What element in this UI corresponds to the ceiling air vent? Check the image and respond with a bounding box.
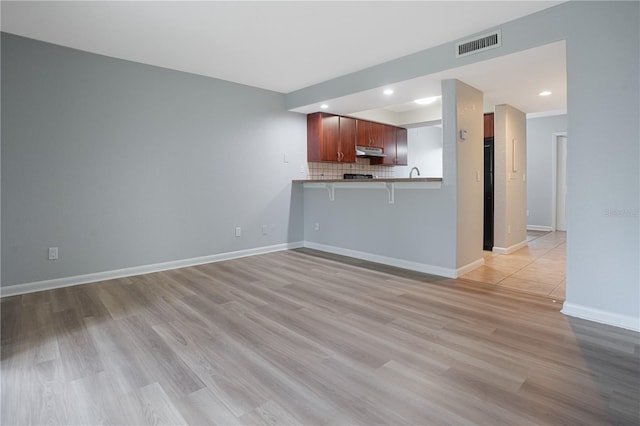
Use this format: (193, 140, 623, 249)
(456, 30, 502, 57)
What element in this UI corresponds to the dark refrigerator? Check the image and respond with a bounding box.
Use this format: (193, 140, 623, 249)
(483, 138, 494, 251)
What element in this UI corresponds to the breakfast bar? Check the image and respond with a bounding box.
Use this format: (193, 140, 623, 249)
(293, 177, 443, 203)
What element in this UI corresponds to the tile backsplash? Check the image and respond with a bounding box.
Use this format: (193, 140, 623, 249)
(307, 158, 395, 179)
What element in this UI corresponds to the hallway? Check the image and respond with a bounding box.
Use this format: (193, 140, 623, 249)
(461, 231, 566, 300)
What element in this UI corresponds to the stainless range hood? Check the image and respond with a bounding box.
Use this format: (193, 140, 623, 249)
(356, 146, 385, 157)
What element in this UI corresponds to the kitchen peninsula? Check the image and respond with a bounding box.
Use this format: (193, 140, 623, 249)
(293, 177, 442, 204)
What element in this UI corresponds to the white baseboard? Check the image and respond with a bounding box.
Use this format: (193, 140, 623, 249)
(303, 241, 457, 278)
(493, 240, 528, 255)
(0, 242, 304, 298)
(527, 225, 553, 232)
(456, 258, 485, 277)
(562, 302, 640, 332)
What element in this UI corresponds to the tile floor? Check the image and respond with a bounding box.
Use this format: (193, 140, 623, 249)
(461, 231, 566, 301)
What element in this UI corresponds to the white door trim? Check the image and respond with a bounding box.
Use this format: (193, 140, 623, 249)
(551, 132, 567, 232)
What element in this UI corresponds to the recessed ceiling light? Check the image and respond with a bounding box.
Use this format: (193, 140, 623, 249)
(539, 91, 552, 96)
(383, 89, 394, 95)
(320, 104, 329, 109)
(414, 96, 440, 105)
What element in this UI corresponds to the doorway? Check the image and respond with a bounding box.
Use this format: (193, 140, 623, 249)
(552, 133, 568, 231)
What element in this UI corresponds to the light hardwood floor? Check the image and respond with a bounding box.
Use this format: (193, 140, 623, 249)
(2, 248, 638, 425)
(462, 231, 567, 300)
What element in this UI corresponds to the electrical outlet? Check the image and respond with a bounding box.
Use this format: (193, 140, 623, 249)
(476, 171, 480, 182)
(48, 247, 59, 260)
(283, 153, 289, 163)
(314, 223, 320, 231)
(261, 225, 269, 235)
(235, 227, 242, 237)
(526, 210, 530, 217)
(299, 164, 305, 174)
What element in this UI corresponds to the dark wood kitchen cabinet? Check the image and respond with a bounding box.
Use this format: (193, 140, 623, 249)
(357, 120, 385, 148)
(308, 112, 406, 165)
(339, 116, 356, 162)
(395, 127, 408, 165)
(373, 126, 408, 166)
(379, 125, 397, 166)
(484, 113, 494, 139)
(307, 112, 356, 163)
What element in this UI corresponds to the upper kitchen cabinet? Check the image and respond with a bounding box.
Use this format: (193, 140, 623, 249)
(339, 116, 356, 162)
(395, 127, 408, 165)
(357, 120, 385, 148)
(372, 126, 408, 166)
(307, 112, 405, 165)
(307, 112, 356, 163)
(484, 113, 494, 139)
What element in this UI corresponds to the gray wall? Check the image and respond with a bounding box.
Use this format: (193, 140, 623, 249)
(303, 79, 483, 275)
(1, 33, 307, 287)
(564, 2, 638, 319)
(287, 1, 640, 323)
(302, 81, 461, 273)
(526, 114, 567, 229)
(2, 2, 638, 325)
(303, 186, 457, 271)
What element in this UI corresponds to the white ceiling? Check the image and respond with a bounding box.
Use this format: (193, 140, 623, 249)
(2, 1, 564, 95)
(292, 40, 567, 120)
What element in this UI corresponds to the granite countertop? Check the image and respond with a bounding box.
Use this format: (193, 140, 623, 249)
(293, 177, 443, 183)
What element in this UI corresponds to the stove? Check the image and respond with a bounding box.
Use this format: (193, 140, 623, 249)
(343, 173, 374, 179)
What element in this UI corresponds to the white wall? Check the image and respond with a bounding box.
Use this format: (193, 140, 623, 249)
(494, 105, 527, 252)
(447, 80, 484, 269)
(526, 114, 567, 229)
(396, 104, 443, 127)
(395, 125, 443, 179)
(1, 33, 307, 288)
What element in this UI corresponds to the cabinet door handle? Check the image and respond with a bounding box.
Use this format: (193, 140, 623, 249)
(337, 152, 340, 161)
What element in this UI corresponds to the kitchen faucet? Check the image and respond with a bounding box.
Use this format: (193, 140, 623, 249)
(410, 166, 421, 178)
